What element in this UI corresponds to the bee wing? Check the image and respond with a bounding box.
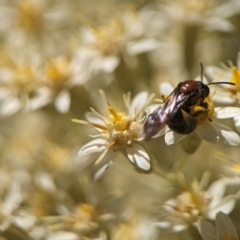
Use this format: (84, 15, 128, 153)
(143, 88, 190, 139)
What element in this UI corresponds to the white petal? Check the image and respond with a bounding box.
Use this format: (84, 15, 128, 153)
(85, 111, 106, 125)
(153, 221, 171, 229)
(215, 107, 240, 119)
(159, 82, 174, 95)
(0, 87, 11, 100)
(208, 195, 236, 219)
(172, 224, 187, 232)
(204, 18, 235, 32)
(126, 143, 150, 171)
(165, 131, 186, 145)
(91, 150, 117, 181)
(2, 182, 22, 215)
(213, 122, 240, 146)
(27, 87, 52, 111)
(48, 231, 78, 240)
(196, 122, 219, 143)
(233, 115, 240, 133)
(205, 66, 231, 82)
(207, 178, 226, 200)
(101, 55, 119, 73)
(129, 91, 149, 115)
(78, 138, 107, 156)
(212, 91, 236, 104)
(34, 171, 55, 193)
(127, 39, 159, 55)
(216, 212, 238, 240)
(0, 96, 22, 116)
(198, 220, 218, 240)
(54, 90, 71, 114)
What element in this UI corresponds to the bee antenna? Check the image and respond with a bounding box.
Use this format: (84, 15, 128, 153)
(200, 62, 204, 83)
(208, 81, 236, 86)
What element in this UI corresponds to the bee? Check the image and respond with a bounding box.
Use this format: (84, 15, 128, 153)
(143, 69, 235, 140)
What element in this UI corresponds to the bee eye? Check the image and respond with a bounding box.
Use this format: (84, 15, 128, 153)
(203, 86, 209, 98)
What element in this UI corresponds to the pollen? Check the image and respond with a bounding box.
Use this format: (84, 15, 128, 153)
(46, 57, 70, 85)
(108, 106, 130, 131)
(230, 66, 240, 93)
(230, 66, 240, 85)
(189, 96, 215, 123)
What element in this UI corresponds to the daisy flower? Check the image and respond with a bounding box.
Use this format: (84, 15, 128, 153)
(0, 0, 74, 49)
(206, 52, 240, 133)
(44, 189, 127, 240)
(143, 0, 238, 32)
(205, 52, 240, 104)
(199, 211, 239, 240)
(70, 10, 160, 87)
(0, 48, 51, 116)
(154, 173, 240, 233)
(146, 81, 240, 146)
(72, 90, 154, 180)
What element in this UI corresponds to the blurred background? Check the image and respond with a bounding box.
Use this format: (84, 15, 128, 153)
(0, 0, 240, 239)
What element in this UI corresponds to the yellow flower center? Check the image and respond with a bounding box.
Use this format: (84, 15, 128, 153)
(9, 65, 37, 93)
(91, 19, 123, 55)
(46, 57, 70, 85)
(107, 106, 130, 131)
(17, 1, 43, 33)
(230, 66, 240, 85)
(170, 190, 206, 224)
(230, 66, 240, 93)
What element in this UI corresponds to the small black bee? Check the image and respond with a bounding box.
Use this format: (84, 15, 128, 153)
(143, 66, 235, 139)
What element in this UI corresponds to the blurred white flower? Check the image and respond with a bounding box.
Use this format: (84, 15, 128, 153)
(45, 191, 127, 239)
(73, 91, 154, 180)
(143, 0, 238, 32)
(113, 214, 159, 240)
(0, 49, 51, 116)
(0, 0, 74, 48)
(154, 174, 240, 232)
(198, 211, 239, 240)
(71, 11, 160, 87)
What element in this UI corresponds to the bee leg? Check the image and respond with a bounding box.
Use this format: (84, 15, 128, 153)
(189, 105, 208, 123)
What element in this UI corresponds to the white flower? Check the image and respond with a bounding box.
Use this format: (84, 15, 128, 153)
(154, 174, 240, 233)
(0, 0, 74, 48)
(70, 11, 160, 87)
(205, 52, 240, 104)
(205, 52, 240, 133)
(73, 91, 154, 180)
(143, 0, 238, 32)
(0, 49, 52, 117)
(198, 212, 239, 240)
